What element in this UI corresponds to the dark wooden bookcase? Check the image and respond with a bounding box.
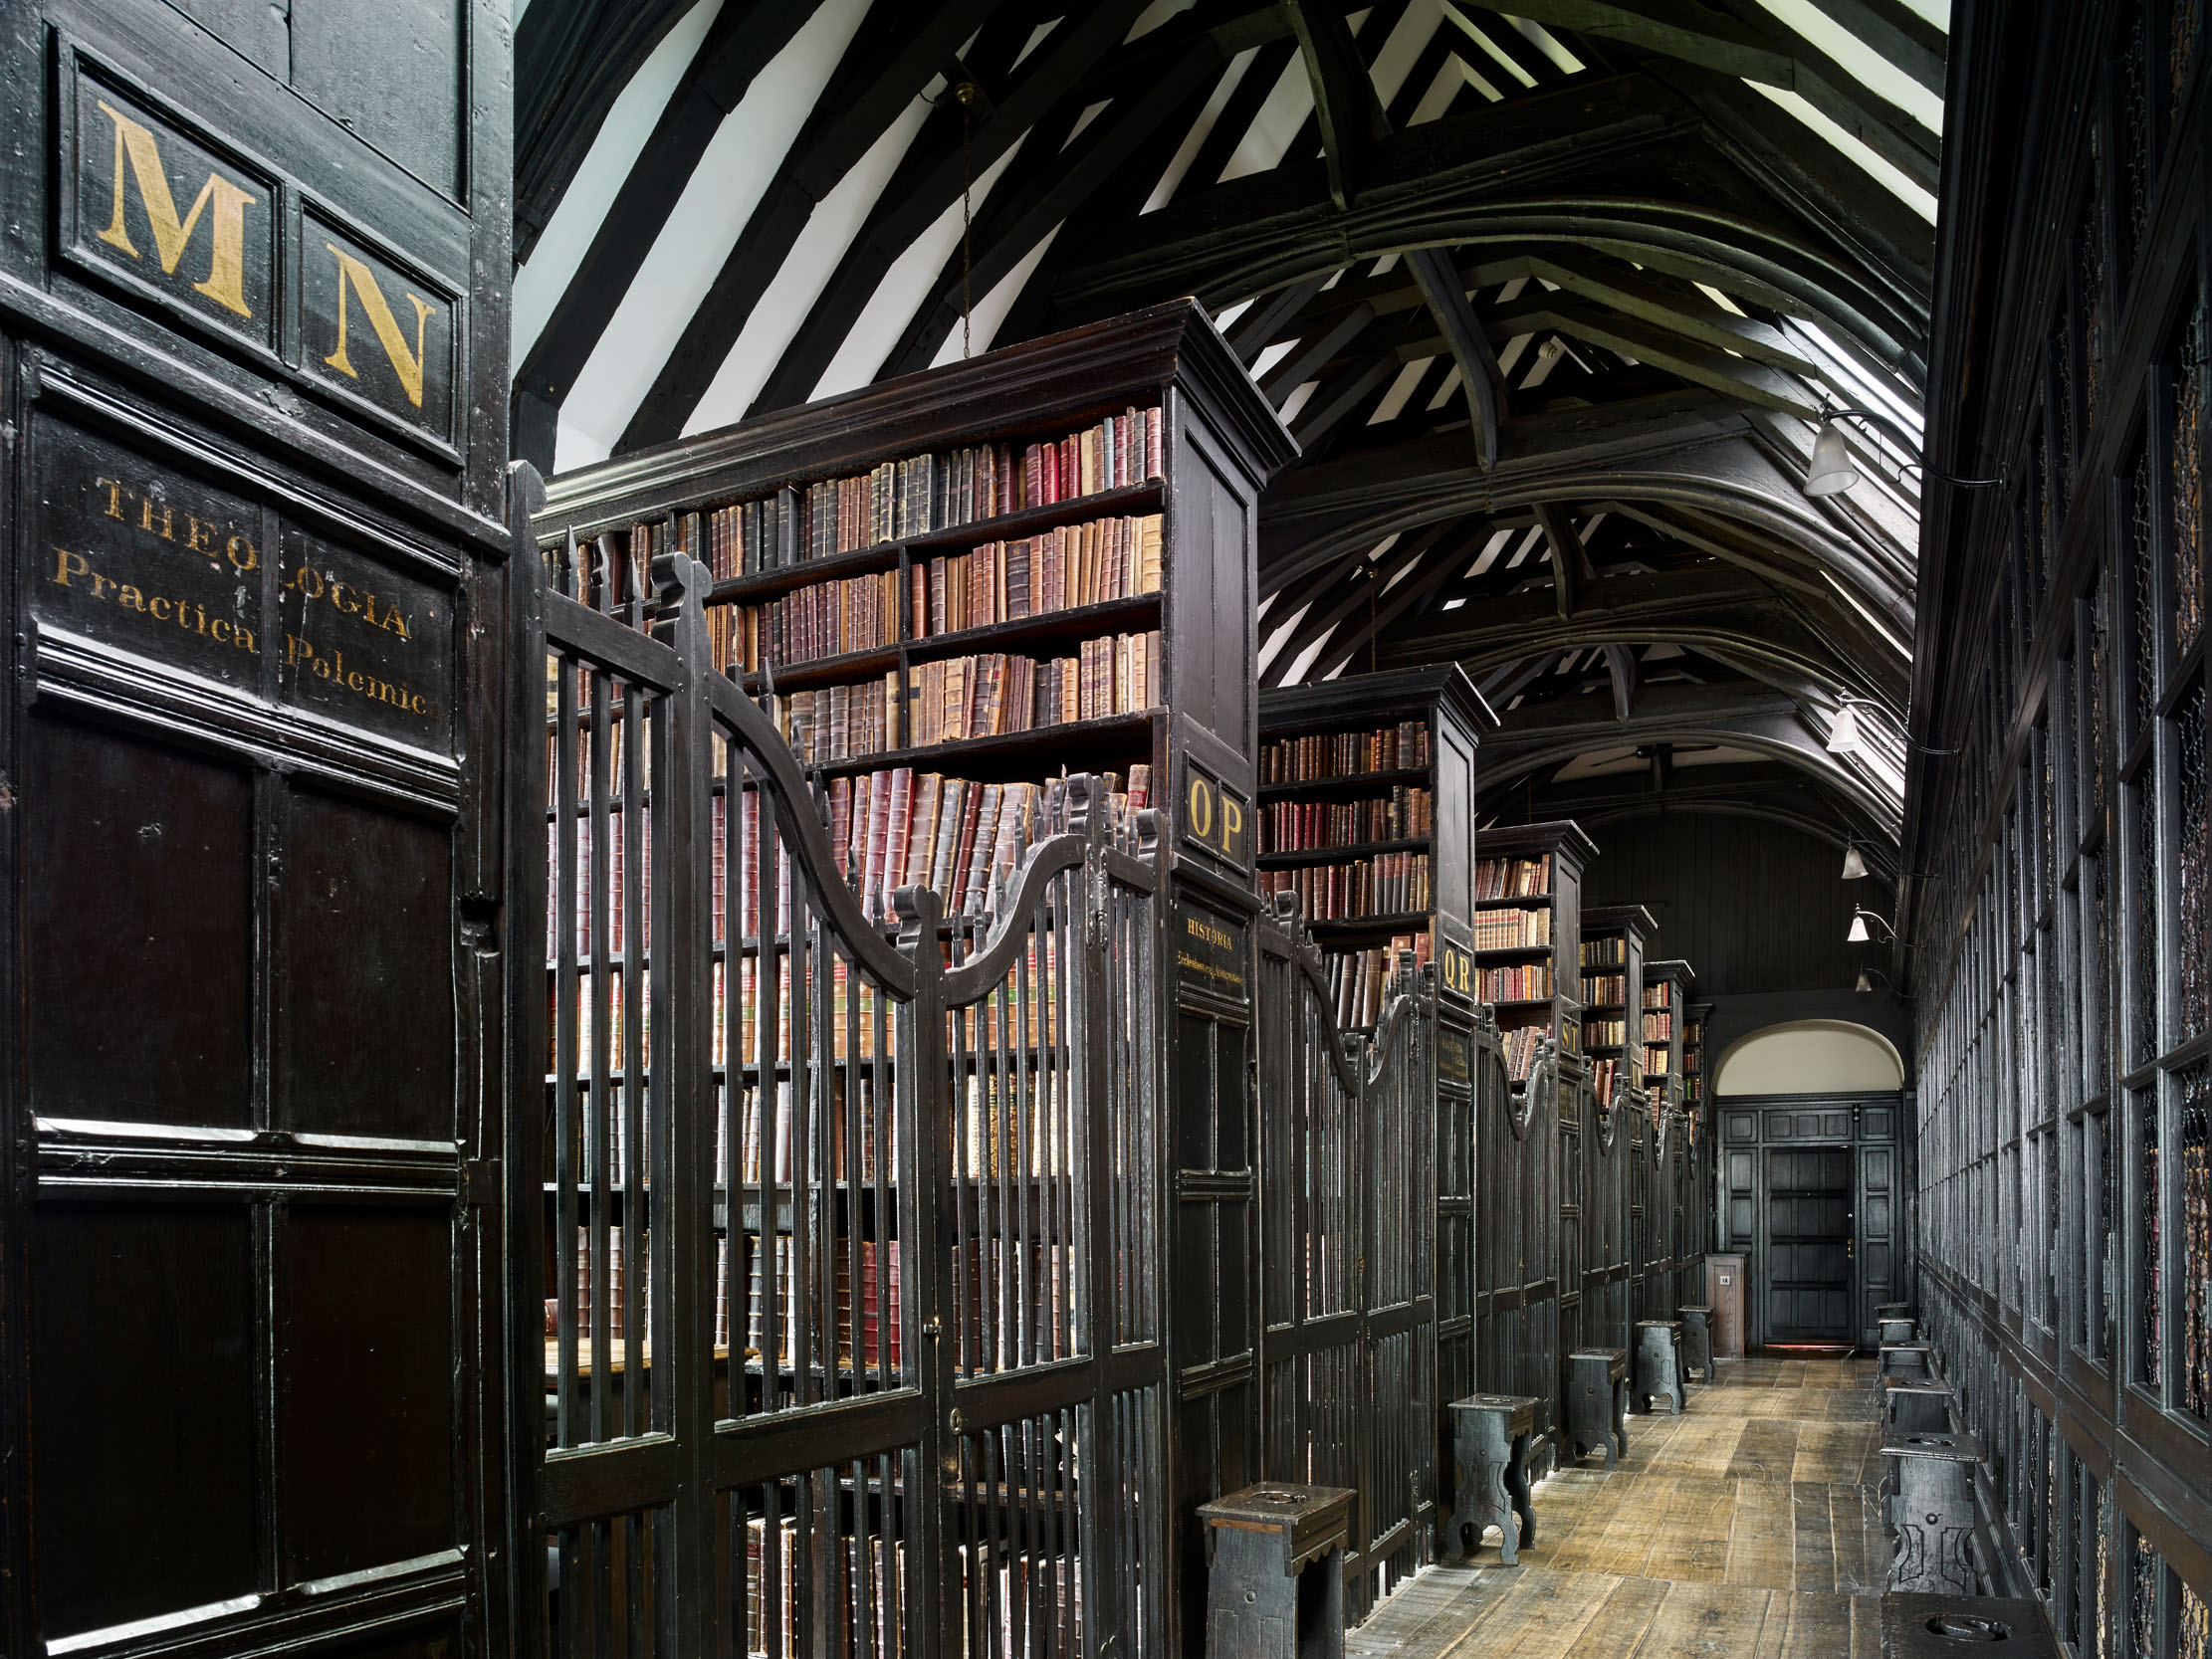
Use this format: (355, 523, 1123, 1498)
(528, 299, 1294, 1653)
(1474, 819, 1597, 1080)
(1255, 665, 1494, 1023)
(1640, 959, 1697, 1321)
(1573, 905, 1654, 1377)
(1471, 818, 1595, 1474)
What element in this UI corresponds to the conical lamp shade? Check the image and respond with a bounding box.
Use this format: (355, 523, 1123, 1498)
(1805, 420, 1860, 496)
(1827, 703, 1862, 754)
(1842, 844, 1869, 880)
(1847, 913, 1871, 943)
(1855, 968, 1874, 992)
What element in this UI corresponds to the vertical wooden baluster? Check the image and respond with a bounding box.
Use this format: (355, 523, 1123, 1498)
(588, 651, 613, 1442)
(555, 647, 581, 1445)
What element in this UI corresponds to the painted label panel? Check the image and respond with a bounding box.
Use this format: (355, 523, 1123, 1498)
(1176, 902, 1248, 1004)
(1180, 755, 1250, 873)
(301, 215, 457, 443)
(277, 525, 452, 750)
(69, 69, 278, 352)
(33, 417, 266, 689)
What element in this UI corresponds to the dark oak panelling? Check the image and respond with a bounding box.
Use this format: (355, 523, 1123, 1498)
(1581, 811, 1877, 996)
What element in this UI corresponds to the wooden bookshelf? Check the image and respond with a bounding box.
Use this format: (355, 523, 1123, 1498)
(1641, 959, 1696, 1112)
(1683, 1001, 1710, 1113)
(531, 300, 1294, 1652)
(1473, 820, 1598, 1084)
(1256, 666, 1495, 1027)
(1578, 906, 1656, 1111)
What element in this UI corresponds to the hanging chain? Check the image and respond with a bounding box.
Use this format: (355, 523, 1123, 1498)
(958, 81, 977, 359)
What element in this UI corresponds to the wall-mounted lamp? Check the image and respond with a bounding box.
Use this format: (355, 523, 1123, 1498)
(1854, 966, 1895, 993)
(1846, 906, 1895, 944)
(1841, 841, 1870, 880)
(1826, 695, 1960, 758)
(1802, 404, 2007, 499)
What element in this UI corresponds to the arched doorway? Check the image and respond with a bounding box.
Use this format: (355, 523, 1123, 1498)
(1713, 1022, 1904, 1351)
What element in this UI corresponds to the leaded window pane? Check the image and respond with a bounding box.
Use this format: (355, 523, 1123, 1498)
(2141, 1085, 2164, 1392)
(2182, 1060, 2211, 1418)
(2179, 676, 2208, 1044)
(2175, 296, 2205, 657)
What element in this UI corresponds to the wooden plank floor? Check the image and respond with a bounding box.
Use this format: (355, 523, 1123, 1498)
(1351, 1356, 1887, 1659)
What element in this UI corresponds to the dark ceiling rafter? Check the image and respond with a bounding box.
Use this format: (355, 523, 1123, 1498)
(509, 0, 1940, 840)
(513, 0, 998, 470)
(607, 0, 1037, 455)
(1463, 0, 1938, 189)
(1474, 685, 1902, 830)
(1285, 0, 1509, 464)
(512, 0, 699, 262)
(735, 0, 1167, 425)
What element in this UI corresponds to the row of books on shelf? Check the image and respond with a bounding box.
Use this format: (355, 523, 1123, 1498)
(713, 515, 1166, 675)
(1584, 973, 1628, 1004)
(740, 1522, 1076, 1659)
(1258, 852, 1432, 921)
(1590, 1057, 1624, 1108)
(1324, 934, 1432, 1028)
(1477, 964, 1553, 1002)
(1644, 1011, 1673, 1041)
(1475, 855, 1552, 900)
(1260, 786, 1433, 852)
(1472, 906, 1552, 950)
(693, 404, 1166, 577)
(1644, 1044, 1670, 1077)
(909, 518, 1162, 637)
(816, 768, 1150, 920)
(1260, 721, 1433, 783)
(1580, 938, 1627, 967)
(1584, 1019, 1629, 1048)
(1643, 983, 1673, 1009)
(730, 569, 898, 668)
(717, 1234, 905, 1369)
(745, 1522, 906, 1659)
(1502, 1026, 1545, 1082)
(770, 632, 1161, 763)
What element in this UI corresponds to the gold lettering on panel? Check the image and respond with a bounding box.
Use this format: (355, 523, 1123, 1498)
(95, 101, 257, 317)
(321, 244, 437, 408)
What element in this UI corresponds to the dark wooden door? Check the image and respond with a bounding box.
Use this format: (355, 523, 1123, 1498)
(1, 3, 516, 1654)
(1762, 1145, 1856, 1342)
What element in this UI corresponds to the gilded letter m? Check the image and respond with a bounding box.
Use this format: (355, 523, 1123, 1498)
(96, 101, 257, 318)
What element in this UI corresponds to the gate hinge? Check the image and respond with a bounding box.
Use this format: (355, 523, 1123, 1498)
(459, 1158, 497, 1207)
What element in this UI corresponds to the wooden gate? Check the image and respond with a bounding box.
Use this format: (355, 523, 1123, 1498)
(1255, 903, 1442, 1620)
(1476, 1040, 1563, 1466)
(515, 541, 1168, 1656)
(1584, 1085, 1635, 1361)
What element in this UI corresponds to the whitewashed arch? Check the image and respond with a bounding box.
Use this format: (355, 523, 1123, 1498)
(1714, 1019, 1903, 1096)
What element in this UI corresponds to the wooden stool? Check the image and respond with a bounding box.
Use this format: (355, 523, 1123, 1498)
(1565, 1348, 1630, 1469)
(1199, 1484, 1356, 1659)
(1882, 1378, 1954, 1437)
(1874, 1301, 1912, 1322)
(1676, 1305, 1714, 1381)
(1883, 1433, 1983, 1595)
(1440, 1393, 1539, 1564)
(1880, 1342, 1932, 1382)
(1634, 1320, 1686, 1414)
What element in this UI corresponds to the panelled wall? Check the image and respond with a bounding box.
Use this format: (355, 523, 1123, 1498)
(1582, 813, 1877, 996)
(1908, 0, 2212, 1648)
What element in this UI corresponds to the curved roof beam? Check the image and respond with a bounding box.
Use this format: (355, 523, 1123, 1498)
(1261, 401, 1916, 642)
(1052, 72, 1929, 375)
(1474, 686, 1903, 832)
